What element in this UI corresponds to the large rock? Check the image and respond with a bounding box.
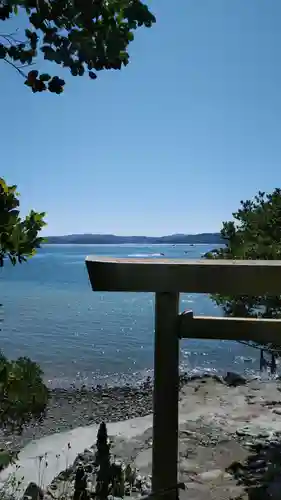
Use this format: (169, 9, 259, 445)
(23, 482, 44, 500)
(198, 469, 224, 482)
(224, 372, 247, 387)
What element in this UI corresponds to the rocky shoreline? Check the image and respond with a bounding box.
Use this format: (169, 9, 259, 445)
(0, 372, 219, 453)
(7, 372, 281, 500)
(0, 380, 154, 453)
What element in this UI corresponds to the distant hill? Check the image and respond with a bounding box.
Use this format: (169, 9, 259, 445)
(46, 233, 223, 245)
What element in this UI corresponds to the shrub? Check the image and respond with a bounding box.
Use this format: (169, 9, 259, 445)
(0, 353, 49, 431)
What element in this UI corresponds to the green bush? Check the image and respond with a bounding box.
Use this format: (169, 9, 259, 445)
(0, 179, 48, 432)
(0, 449, 17, 472)
(0, 353, 49, 431)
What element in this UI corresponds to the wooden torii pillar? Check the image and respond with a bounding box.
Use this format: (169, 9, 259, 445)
(152, 292, 179, 497)
(86, 257, 182, 499)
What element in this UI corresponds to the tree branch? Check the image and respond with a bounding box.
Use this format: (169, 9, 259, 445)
(3, 58, 26, 77)
(0, 32, 25, 45)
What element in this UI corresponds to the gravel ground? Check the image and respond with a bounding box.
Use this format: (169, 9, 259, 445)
(0, 373, 195, 453)
(0, 383, 153, 453)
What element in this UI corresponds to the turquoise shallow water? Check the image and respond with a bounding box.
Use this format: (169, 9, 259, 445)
(0, 244, 259, 387)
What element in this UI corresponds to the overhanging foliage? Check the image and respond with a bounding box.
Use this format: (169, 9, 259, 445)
(0, 0, 156, 93)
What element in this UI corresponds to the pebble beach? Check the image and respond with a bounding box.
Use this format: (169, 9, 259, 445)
(3, 374, 281, 500)
(0, 382, 154, 453)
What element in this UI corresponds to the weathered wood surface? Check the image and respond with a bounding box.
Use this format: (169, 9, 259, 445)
(152, 293, 179, 500)
(179, 312, 281, 344)
(86, 257, 281, 294)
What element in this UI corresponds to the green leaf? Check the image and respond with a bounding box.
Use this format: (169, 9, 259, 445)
(89, 71, 97, 80)
(0, 44, 7, 59)
(27, 70, 39, 80)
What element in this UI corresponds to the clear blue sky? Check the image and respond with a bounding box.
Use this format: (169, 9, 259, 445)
(2, 0, 281, 236)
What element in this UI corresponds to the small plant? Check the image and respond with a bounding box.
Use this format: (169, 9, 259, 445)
(95, 422, 111, 500)
(111, 461, 125, 498)
(94, 422, 133, 499)
(125, 464, 136, 493)
(37, 453, 49, 490)
(74, 465, 88, 500)
(0, 466, 24, 500)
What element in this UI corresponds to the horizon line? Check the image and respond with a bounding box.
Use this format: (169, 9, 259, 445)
(45, 231, 221, 238)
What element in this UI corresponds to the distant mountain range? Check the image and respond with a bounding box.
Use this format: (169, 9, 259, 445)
(46, 233, 223, 245)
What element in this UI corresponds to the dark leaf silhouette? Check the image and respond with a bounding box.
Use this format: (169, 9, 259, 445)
(0, 0, 156, 93)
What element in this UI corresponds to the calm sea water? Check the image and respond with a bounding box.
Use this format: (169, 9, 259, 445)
(0, 244, 260, 387)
